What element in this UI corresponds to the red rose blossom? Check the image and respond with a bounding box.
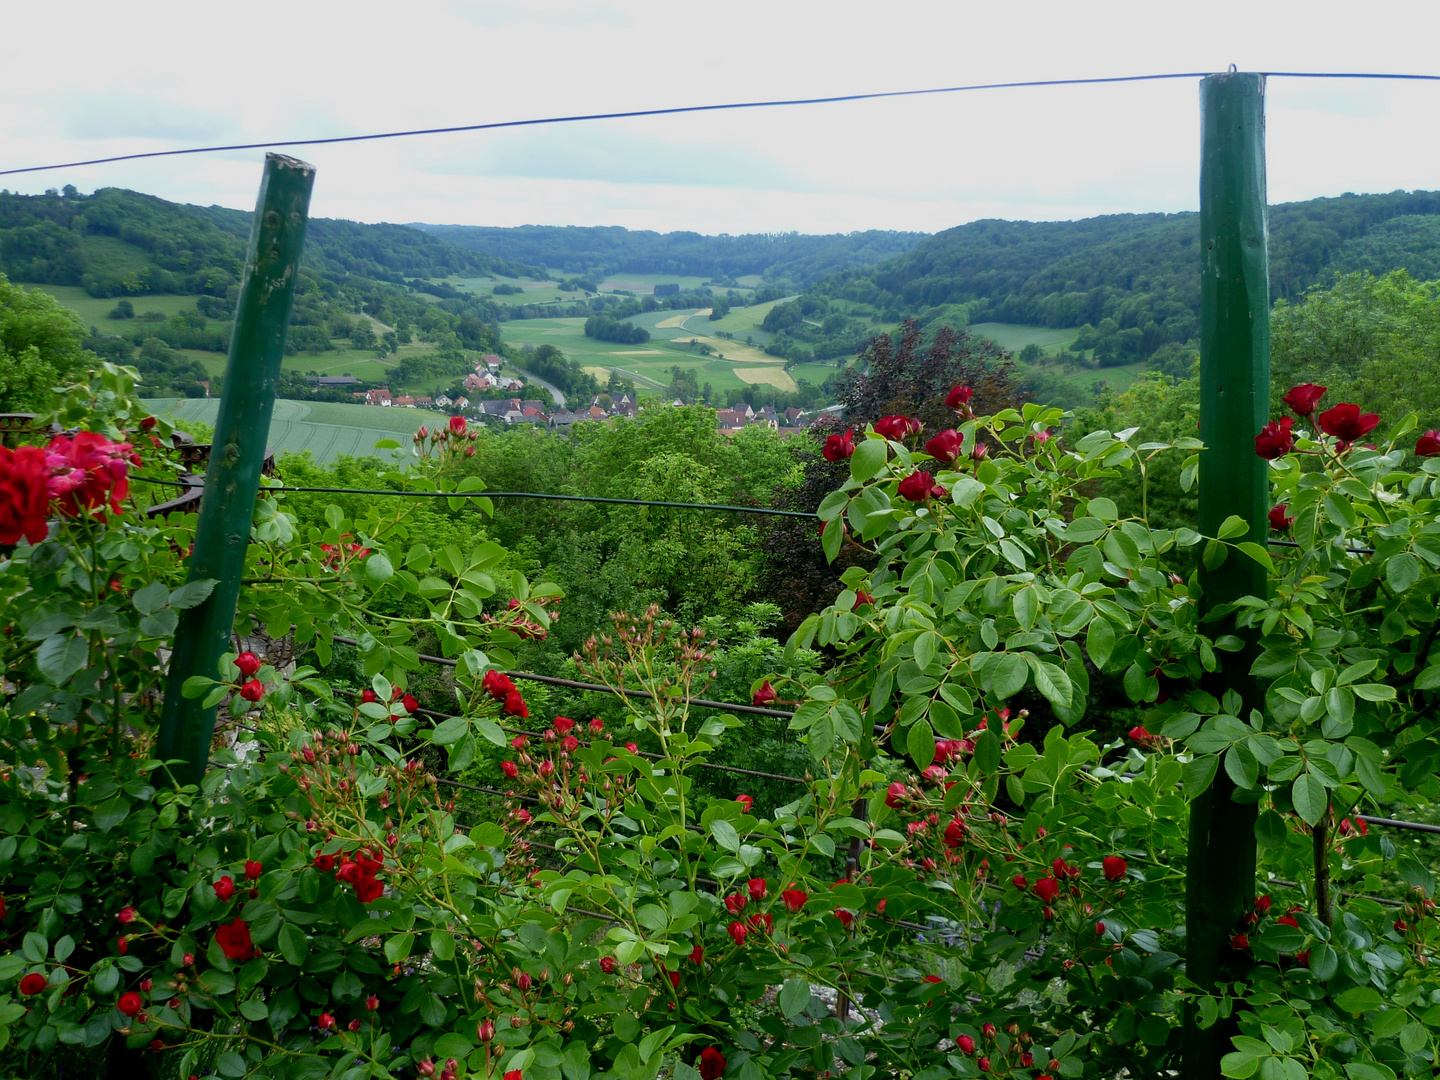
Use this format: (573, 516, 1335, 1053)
(874, 415, 920, 441)
(752, 681, 777, 706)
(822, 428, 856, 462)
(834, 909, 854, 928)
(699, 1047, 727, 1080)
(781, 888, 807, 912)
(946, 385, 974, 409)
(503, 691, 529, 718)
(19, 973, 48, 995)
(1255, 417, 1295, 459)
(117, 905, 138, 924)
(238, 680, 264, 703)
(1102, 856, 1127, 882)
(727, 921, 749, 946)
(924, 429, 964, 464)
(233, 652, 262, 677)
(1317, 402, 1380, 444)
(117, 991, 143, 1017)
(213, 876, 235, 901)
(1281, 383, 1326, 417)
(747, 878, 768, 902)
(1415, 430, 1440, 457)
(0, 445, 53, 545)
(736, 794, 753, 812)
(897, 470, 938, 502)
(1231, 933, 1250, 950)
(43, 431, 139, 520)
(1032, 877, 1060, 903)
(1268, 504, 1294, 531)
(448, 415, 466, 436)
(884, 782, 907, 808)
(215, 918, 254, 961)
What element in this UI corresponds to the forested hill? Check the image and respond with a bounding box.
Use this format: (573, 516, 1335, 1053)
(0, 187, 536, 298)
(410, 223, 927, 286)
(781, 189, 1440, 363)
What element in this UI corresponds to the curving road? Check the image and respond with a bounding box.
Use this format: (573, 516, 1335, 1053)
(505, 366, 565, 408)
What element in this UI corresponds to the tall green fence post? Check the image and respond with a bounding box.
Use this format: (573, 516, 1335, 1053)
(1182, 72, 1270, 1079)
(156, 153, 315, 786)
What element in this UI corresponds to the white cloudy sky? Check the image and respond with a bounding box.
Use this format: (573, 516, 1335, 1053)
(4, 0, 1439, 235)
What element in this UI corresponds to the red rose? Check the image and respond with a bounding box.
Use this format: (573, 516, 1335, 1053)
(504, 1072, 523, 1080)
(233, 652, 262, 677)
(588, 717, 604, 734)
(822, 428, 856, 462)
(215, 918, 254, 961)
(1254, 417, 1295, 459)
(355, 876, 384, 904)
(1317, 402, 1380, 444)
(501, 761, 519, 779)
(874, 415, 920, 441)
(19, 973, 48, 995)
(554, 716, 574, 734)
(1277, 915, 1299, 929)
(514, 808, 532, 825)
(897, 470, 937, 502)
(600, 957, 616, 974)
(213, 875, 235, 901)
(238, 680, 264, 703)
(0, 895, 5, 919)
(624, 742, 638, 753)
(483, 670, 516, 700)
(1033, 877, 1060, 903)
(117, 991, 143, 1017)
(1268, 504, 1294, 531)
(747, 878, 768, 902)
(561, 735, 578, 753)
(981, 1022, 996, 1037)
(1281, 383, 1326, 416)
(43, 432, 139, 520)
(0, 446, 53, 545)
(943, 817, 966, 848)
(736, 794, 753, 813)
(699, 1047, 727, 1080)
(957, 1035, 976, 1054)
(361, 689, 378, 704)
(978, 1059, 991, 1073)
(1011, 875, 1028, 891)
(1415, 430, 1440, 457)
(402, 694, 419, 714)
(503, 691, 529, 718)
(318, 1011, 335, 1029)
(244, 861, 262, 881)
(946, 385, 973, 409)
(724, 893, 748, 915)
(448, 415, 467, 436)
(1231, 933, 1250, 950)
(1255, 894, 1272, 915)
(117, 905, 138, 924)
(690, 943, 704, 965)
(884, 782, 907, 808)
(834, 909, 854, 928)
(314, 853, 336, 872)
(727, 921, 748, 945)
(970, 442, 989, 462)
(923, 974, 942, 984)
(752, 681, 777, 706)
(662, 967, 681, 990)
(924, 429, 964, 464)
(1128, 726, 1152, 743)
(781, 888, 807, 912)
(1102, 856, 1127, 882)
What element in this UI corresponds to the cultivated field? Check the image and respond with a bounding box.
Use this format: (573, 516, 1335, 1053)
(968, 322, 1082, 355)
(499, 310, 798, 395)
(141, 398, 446, 464)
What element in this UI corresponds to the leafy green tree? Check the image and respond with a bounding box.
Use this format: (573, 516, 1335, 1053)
(0, 274, 93, 413)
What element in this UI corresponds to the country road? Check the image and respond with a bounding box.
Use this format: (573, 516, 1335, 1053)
(507, 366, 565, 407)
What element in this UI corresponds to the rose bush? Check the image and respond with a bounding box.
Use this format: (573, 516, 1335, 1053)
(2, 364, 1437, 1080)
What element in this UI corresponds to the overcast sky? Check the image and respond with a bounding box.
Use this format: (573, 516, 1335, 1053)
(5, 0, 1440, 235)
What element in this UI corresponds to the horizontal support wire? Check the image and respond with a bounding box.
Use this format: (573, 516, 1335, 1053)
(137, 475, 1383, 549)
(8, 70, 1439, 178)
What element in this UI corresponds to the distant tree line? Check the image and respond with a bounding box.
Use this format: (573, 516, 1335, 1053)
(583, 315, 650, 344)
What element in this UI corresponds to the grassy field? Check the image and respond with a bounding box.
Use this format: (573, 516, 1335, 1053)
(969, 322, 1082, 355)
(21, 284, 221, 330)
(142, 398, 447, 464)
(697, 297, 791, 343)
(499, 311, 798, 395)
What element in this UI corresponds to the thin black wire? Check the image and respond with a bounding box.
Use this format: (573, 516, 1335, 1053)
(0, 72, 1218, 178)
(7, 70, 1440, 179)
(134, 475, 814, 520)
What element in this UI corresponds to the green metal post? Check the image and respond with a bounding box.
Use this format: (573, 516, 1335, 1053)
(156, 153, 315, 786)
(1183, 73, 1269, 1079)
